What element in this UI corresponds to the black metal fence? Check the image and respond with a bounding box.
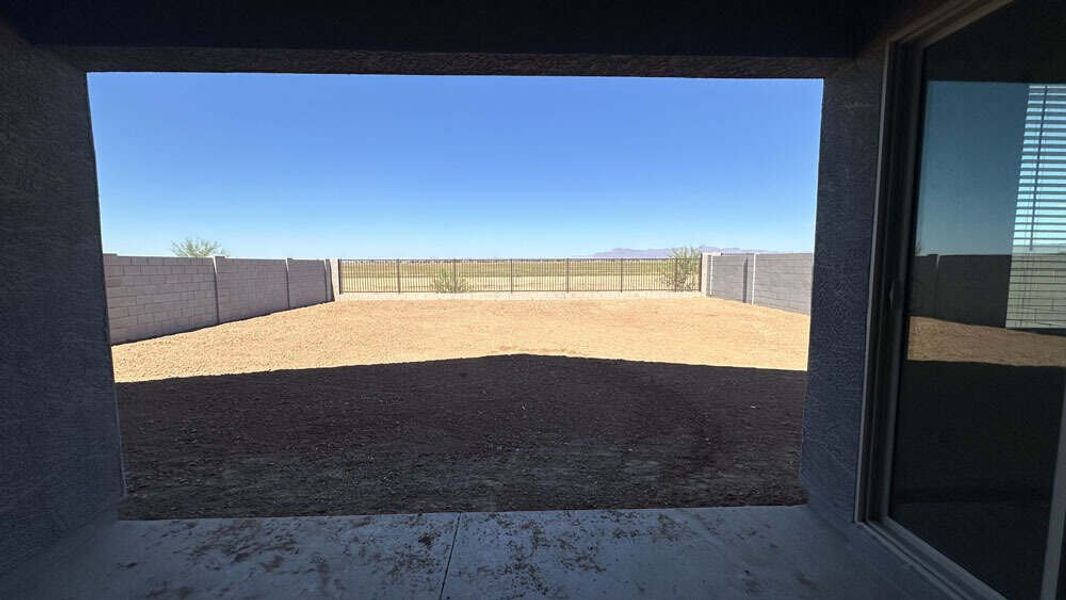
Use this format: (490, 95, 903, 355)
(338, 258, 702, 294)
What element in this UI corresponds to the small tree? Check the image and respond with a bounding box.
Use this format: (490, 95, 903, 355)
(660, 246, 701, 291)
(171, 237, 226, 258)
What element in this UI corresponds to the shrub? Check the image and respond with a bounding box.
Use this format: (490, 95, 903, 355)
(660, 246, 701, 291)
(433, 267, 469, 293)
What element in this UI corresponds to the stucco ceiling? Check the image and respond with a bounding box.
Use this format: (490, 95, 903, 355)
(1, 0, 920, 58)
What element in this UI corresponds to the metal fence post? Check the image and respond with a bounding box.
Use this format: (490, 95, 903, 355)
(395, 259, 401, 293)
(619, 259, 624, 292)
(565, 258, 570, 292)
(510, 259, 514, 293)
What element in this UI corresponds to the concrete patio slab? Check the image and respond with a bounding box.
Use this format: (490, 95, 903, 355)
(4, 513, 459, 600)
(3, 506, 910, 599)
(442, 505, 904, 600)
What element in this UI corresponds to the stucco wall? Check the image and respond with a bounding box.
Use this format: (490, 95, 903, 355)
(751, 253, 813, 314)
(801, 42, 885, 524)
(104, 255, 218, 343)
(0, 21, 124, 577)
(797, 42, 953, 600)
(709, 254, 752, 302)
(287, 258, 330, 308)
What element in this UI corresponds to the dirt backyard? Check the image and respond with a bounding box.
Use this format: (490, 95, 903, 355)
(113, 297, 810, 381)
(112, 298, 811, 519)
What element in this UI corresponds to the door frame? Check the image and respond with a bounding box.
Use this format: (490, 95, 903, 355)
(855, 0, 1027, 598)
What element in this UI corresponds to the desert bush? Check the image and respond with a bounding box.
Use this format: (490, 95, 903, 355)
(433, 267, 469, 293)
(660, 247, 701, 291)
(171, 237, 226, 257)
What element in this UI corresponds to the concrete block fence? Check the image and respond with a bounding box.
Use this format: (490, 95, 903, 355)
(214, 257, 290, 323)
(103, 254, 334, 344)
(102, 250, 807, 344)
(701, 252, 813, 314)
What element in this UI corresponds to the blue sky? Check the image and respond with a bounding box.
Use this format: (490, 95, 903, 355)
(88, 74, 822, 258)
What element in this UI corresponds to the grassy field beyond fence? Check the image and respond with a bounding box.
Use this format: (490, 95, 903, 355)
(338, 257, 701, 294)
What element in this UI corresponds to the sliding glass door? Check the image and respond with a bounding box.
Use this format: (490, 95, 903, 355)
(872, 1, 1066, 598)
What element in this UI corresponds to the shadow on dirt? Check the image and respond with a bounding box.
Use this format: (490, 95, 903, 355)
(117, 354, 807, 519)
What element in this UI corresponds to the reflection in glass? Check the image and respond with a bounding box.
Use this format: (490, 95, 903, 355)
(1008, 84, 1066, 331)
(888, 3, 1066, 599)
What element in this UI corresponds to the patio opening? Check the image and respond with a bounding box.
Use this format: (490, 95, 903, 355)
(90, 73, 823, 520)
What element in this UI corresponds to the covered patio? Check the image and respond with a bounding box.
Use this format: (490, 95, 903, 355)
(6, 0, 1058, 598)
(8, 506, 904, 599)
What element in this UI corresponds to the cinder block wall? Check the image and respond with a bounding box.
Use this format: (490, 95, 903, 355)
(909, 254, 1012, 327)
(751, 253, 813, 314)
(287, 258, 330, 307)
(104, 255, 218, 343)
(215, 257, 290, 322)
(103, 255, 334, 343)
(705, 252, 813, 315)
(0, 21, 124, 577)
(709, 254, 753, 302)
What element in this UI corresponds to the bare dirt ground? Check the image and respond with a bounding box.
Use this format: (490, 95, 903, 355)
(908, 316, 1066, 367)
(113, 298, 810, 382)
(118, 356, 806, 519)
(112, 298, 811, 519)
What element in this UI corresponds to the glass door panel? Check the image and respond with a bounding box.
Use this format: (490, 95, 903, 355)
(888, 2, 1066, 598)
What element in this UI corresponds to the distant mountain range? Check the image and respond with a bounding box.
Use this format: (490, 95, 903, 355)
(586, 246, 763, 258)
